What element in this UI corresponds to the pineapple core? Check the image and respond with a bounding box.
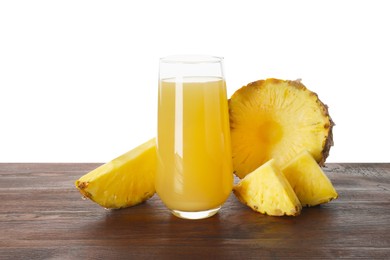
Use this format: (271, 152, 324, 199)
(258, 120, 283, 146)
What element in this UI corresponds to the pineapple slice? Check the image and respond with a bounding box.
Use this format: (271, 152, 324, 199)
(282, 150, 338, 207)
(75, 138, 156, 209)
(229, 78, 334, 179)
(233, 159, 302, 216)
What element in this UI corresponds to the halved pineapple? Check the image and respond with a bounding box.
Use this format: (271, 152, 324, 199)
(229, 78, 334, 179)
(233, 159, 302, 216)
(75, 138, 156, 209)
(282, 150, 338, 207)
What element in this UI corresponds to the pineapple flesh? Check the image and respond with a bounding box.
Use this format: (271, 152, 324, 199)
(282, 150, 338, 207)
(75, 138, 157, 209)
(229, 78, 334, 179)
(233, 159, 302, 216)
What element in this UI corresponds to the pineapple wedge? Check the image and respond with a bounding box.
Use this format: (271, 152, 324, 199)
(75, 138, 157, 209)
(282, 150, 338, 207)
(229, 78, 334, 179)
(233, 159, 302, 216)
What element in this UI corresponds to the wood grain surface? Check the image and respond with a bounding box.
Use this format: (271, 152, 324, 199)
(0, 163, 389, 259)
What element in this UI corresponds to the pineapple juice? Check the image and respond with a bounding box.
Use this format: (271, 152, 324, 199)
(156, 76, 233, 212)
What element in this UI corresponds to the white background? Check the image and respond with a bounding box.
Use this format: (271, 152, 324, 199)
(0, 0, 389, 163)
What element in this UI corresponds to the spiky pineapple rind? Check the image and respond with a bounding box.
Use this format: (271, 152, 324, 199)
(233, 189, 301, 216)
(75, 180, 92, 199)
(75, 179, 154, 209)
(302, 196, 338, 207)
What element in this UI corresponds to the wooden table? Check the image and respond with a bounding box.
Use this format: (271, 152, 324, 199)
(0, 163, 389, 259)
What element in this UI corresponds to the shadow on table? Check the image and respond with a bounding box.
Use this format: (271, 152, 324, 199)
(71, 194, 339, 258)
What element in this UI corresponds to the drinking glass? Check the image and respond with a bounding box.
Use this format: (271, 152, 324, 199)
(156, 55, 233, 220)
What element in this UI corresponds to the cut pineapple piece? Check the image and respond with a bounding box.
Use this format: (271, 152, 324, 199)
(282, 150, 338, 207)
(233, 159, 302, 216)
(75, 138, 156, 209)
(229, 78, 334, 179)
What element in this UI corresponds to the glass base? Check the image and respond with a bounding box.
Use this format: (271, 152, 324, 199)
(171, 207, 221, 220)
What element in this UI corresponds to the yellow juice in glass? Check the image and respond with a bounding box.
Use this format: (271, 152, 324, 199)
(156, 76, 233, 213)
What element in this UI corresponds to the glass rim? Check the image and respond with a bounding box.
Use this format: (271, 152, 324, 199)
(160, 55, 223, 64)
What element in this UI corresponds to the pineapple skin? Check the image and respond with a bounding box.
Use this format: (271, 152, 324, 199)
(282, 150, 338, 207)
(75, 138, 157, 209)
(229, 78, 334, 179)
(233, 160, 302, 216)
